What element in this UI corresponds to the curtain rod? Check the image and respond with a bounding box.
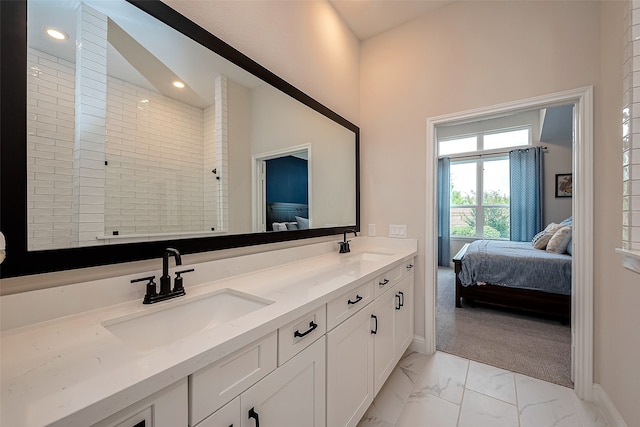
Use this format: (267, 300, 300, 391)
(440, 145, 548, 161)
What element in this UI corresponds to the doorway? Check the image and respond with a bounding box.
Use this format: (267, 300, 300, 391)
(252, 145, 312, 232)
(424, 87, 594, 399)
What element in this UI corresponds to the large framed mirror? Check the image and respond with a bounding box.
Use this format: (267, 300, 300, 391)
(0, 0, 359, 278)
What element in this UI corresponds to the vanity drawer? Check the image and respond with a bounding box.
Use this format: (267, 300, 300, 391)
(278, 305, 326, 366)
(189, 332, 277, 426)
(327, 280, 374, 330)
(374, 266, 402, 297)
(402, 258, 415, 277)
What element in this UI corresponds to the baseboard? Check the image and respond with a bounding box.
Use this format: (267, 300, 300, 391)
(409, 335, 427, 354)
(593, 384, 628, 427)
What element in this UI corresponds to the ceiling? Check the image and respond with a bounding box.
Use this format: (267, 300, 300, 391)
(329, 0, 454, 40)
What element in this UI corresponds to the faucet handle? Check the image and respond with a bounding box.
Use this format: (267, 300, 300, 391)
(173, 268, 194, 293)
(131, 275, 158, 304)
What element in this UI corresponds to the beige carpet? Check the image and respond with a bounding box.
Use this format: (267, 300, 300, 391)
(436, 267, 573, 387)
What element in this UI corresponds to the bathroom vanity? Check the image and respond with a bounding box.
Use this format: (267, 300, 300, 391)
(0, 237, 416, 427)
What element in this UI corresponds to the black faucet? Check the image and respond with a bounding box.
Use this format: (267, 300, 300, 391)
(160, 248, 182, 295)
(339, 229, 357, 253)
(131, 248, 194, 304)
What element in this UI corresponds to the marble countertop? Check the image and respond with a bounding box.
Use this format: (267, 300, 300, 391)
(0, 237, 417, 427)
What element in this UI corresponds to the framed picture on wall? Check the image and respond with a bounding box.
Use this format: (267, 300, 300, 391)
(555, 173, 572, 198)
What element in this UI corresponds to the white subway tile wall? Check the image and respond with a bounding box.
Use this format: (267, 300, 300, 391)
(104, 75, 211, 236)
(27, 9, 224, 250)
(27, 48, 76, 251)
(73, 3, 108, 248)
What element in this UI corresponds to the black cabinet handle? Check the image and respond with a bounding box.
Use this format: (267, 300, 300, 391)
(399, 291, 405, 307)
(371, 314, 378, 334)
(133, 421, 145, 427)
(407, 264, 414, 270)
(248, 407, 260, 427)
(347, 295, 363, 305)
(294, 321, 318, 338)
(379, 278, 389, 286)
(395, 294, 401, 310)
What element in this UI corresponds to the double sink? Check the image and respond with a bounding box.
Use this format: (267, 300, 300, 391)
(102, 251, 393, 352)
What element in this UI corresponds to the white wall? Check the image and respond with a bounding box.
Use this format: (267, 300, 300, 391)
(250, 84, 356, 228)
(360, 1, 639, 424)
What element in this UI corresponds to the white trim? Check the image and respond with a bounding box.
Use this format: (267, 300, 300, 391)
(425, 86, 594, 400)
(593, 384, 629, 427)
(409, 335, 427, 354)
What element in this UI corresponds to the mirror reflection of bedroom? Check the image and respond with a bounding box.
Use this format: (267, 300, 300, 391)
(436, 103, 574, 388)
(261, 151, 310, 232)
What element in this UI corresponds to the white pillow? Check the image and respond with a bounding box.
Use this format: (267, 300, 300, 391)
(546, 226, 572, 254)
(532, 223, 562, 250)
(272, 222, 288, 231)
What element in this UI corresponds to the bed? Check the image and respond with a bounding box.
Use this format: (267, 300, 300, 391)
(267, 202, 309, 231)
(452, 239, 571, 321)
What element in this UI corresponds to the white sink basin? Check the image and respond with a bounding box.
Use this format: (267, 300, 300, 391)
(346, 251, 394, 263)
(103, 289, 273, 352)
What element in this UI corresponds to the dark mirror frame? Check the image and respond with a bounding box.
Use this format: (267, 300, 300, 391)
(0, 0, 360, 278)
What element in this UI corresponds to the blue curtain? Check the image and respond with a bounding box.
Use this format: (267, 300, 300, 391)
(437, 157, 451, 266)
(509, 147, 544, 241)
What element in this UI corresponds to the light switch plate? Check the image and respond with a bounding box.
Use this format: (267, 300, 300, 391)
(389, 224, 407, 238)
(368, 224, 376, 236)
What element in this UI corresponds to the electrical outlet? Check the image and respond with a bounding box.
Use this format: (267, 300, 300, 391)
(368, 224, 376, 236)
(389, 224, 407, 238)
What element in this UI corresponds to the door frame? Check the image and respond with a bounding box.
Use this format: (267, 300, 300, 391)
(252, 144, 312, 232)
(424, 86, 594, 400)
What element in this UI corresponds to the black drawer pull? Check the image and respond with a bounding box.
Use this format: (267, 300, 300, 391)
(407, 264, 414, 270)
(379, 278, 389, 286)
(395, 294, 402, 310)
(347, 295, 363, 305)
(399, 291, 405, 307)
(294, 321, 318, 338)
(248, 407, 260, 427)
(371, 314, 378, 334)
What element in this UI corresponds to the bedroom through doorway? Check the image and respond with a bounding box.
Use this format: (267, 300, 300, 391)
(425, 88, 594, 396)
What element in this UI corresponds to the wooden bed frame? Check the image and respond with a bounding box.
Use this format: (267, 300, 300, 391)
(452, 243, 571, 322)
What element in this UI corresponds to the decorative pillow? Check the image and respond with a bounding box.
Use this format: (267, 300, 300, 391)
(532, 223, 562, 249)
(286, 222, 298, 230)
(546, 226, 572, 254)
(566, 237, 573, 255)
(272, 222, 288, 231)
(559, 217, 573, 227)
(295, 216, 309, 230)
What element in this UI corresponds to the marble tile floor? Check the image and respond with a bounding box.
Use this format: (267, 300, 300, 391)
(357, 351, 608, 427)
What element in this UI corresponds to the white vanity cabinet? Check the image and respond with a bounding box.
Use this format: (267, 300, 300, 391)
(191, 308, 326, 427)
(190, 332, 278, 426)
(240, 337, 325, 427)
(326, 302, 375, 427)
(92, 378, 188, 427)
(196, 338, 325, 427)
(326, 257, 415, 427)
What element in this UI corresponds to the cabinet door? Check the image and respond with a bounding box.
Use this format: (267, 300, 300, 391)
(372, 287, 396, 395)
(240, 337, 325, 427)
(327, 304, 374, 427)
(394, 274, 414, 356)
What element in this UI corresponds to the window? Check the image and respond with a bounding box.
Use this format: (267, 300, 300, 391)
(440, 126, 529, 239)
(438, 126, 530, 156)
(450, 157, 510, 238)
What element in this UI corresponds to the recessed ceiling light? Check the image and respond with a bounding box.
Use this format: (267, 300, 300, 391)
(46, 28, 68, 40)
(172, 81, 185, 89)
